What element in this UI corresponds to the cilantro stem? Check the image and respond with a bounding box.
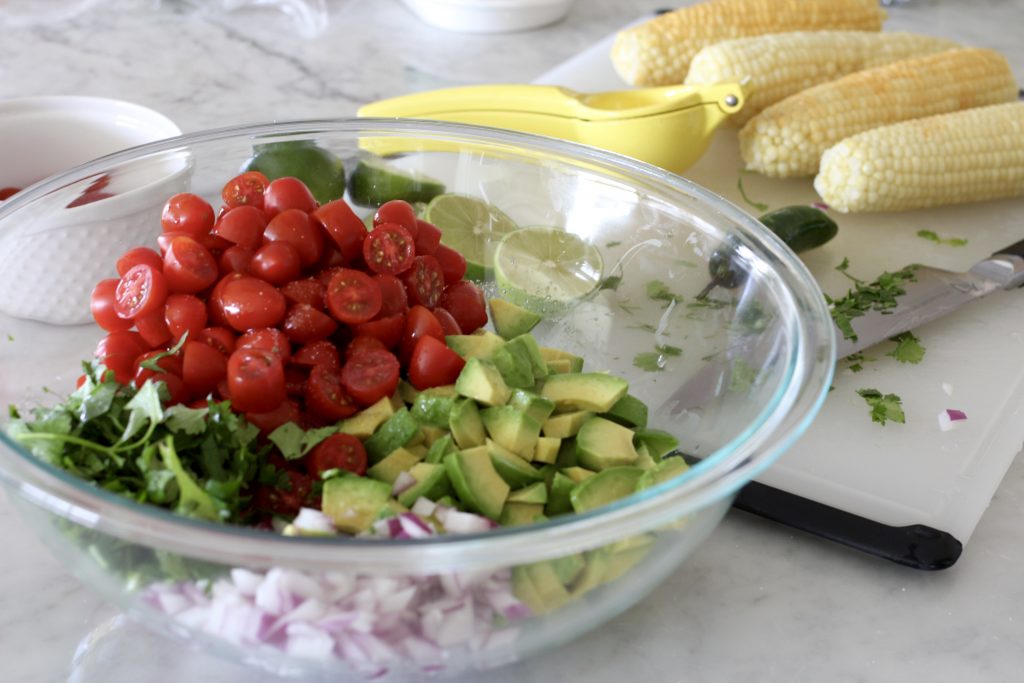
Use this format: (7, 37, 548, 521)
(14, 431, 118, 456)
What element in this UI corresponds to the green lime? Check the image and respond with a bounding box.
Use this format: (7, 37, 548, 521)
(493, 227, 604, 315)
(244, 141, 346, 205)
(423, 194, 518, 282)
(348, 157, 446, 208)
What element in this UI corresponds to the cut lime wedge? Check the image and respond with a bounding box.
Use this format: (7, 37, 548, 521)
(347, 157, 446, 207)
(423, 194, 518, 281)
(493, 227, 604, 315)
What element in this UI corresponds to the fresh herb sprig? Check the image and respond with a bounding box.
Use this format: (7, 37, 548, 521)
(917, 230, 967, 247)
(827, 259, 918, 341)
(856, 388, 905, 425)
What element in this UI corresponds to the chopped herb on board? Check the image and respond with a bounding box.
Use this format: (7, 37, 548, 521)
(917, 229, 967, 247)
(645, 279, 682, 304)
(856, 388, 905, 425)
(826, 260, 918, 342)
(736, 171, 769, 212)
(887, 331, 926, 364)
(598, 274, 623, 291)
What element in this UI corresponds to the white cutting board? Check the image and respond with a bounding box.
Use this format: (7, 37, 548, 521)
(536, 11, 1024, 545)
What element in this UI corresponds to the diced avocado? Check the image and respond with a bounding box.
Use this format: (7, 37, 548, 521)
(481, 405, 542, 459)
(449, 398, 486, 449)
(455, 358, 511, 406)
(424, 433, 456, 464)
(397, 462, 451, 507)
(508, 389, 556, 423)
(411, 390, 457, 429)
(634, 443, 658, 471)
(542, 410, 592, 439)
(576, 416, 639, 471)
(446, 332, 506, 360)
(388, 390, 405, 411)
(489, 343, 535, 389)
(569, 466, 645, 514)
(525, 562, 571, 613)
(337, 396, 395, 439)
(398, 379, 420, 405)
(486, 439, 543, 489)
(541, 373, 628, 413)
(419, 424, 447, 446)
(489, 298, 542, 339)
(508, 481, 548, 504)
(545, 359, 574, 374)
(406, 429, 426, 448)
(500, 502, 546, 526)
(364, 408, 420, 464)
(545, 472, 575, 516)
(555, 438, 578, 468)
(604, 535, 655, 583)
(442, 447, 510, 520)
(366, 447, 423, 484)
(505, 334, 548, 381)
(603, 393, 649, 429)
(633, 428, 679, 460)
(550, 554, 586, 586)
(636, 455, 689, 491)
(562, 466, 596, 484)
(321, 475, 392, 534)
(512, 566, 545, 615)
(539, 346, 583, 373)
(570, 550, 609, 597)
(533, 436, 561, 464)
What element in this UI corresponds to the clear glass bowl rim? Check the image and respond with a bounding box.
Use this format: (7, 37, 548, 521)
(0, 117, 836, 571)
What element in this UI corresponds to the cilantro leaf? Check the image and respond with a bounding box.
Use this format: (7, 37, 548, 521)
(121, 381, 164, 444)
(633, 352, 666, 372)
(139, 333, 188, 372)
(728, 359, 758, 393)
(157, 437, 225, 521)
(856, 388, 905, 425)
(268, 422, 339, 460)
(827, 260, 918, 341)
(645, 280, 682, 304)
(736, 171, 769, 212)
(917, 229, 967, 247)
(598, 274, 623, 291)
(887, 332, 926, 364)
(165, 404, 210, 435)
(655, 344, 683, 357)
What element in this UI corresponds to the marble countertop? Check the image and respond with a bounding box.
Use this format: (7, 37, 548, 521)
(3, 1, 1024, 681)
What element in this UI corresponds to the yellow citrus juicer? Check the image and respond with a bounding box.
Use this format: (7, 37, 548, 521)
(357, 82, 746, 174)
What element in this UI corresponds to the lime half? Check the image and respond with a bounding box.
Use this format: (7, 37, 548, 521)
(347, 157, 446, 208)
(493, 227, 604, 315)
(424, 194, 518, 281)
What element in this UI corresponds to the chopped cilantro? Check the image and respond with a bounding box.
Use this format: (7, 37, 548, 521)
(736, 171, 769, 212)
(826, 260, 918, 341)
(844, 352, 866, 373)
(628, 323, 657, 332)
(598, 274, 623, 291)
(605, 240, 622, 248)
(268, 422, 338, 460)
(856, 388, 905, 425)
(618, 302, 639, 314)
(728, 359, 758, 392)
(887, 331, 926, 364)
(633, 352, 666, 372)
(655, 344, 683, 357)
(139, 333, 188, 372)
(917, 229, 967, 247)
(645, 279, 682, 304)
(6, 334, 12, 342)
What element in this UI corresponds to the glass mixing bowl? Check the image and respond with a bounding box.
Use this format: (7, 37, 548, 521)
(0, 119, 834, 681)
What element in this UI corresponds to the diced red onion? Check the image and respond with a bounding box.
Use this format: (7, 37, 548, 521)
(284, 622, 335, 661)
(440, 509, 493, 535)
(410, 497, 437, 517)
(292, 508, 336, 535)
(938, 408, 968, 432)
(397, 513, 432, 539)
(391, 471, 417, 496)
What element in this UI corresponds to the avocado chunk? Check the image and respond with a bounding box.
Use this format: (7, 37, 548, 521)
(489, 298, 542, 339)
(396, 462, 451, 507)
(541, 373, 628, 412)
(569, 466, 645, 513)
(488, 342, 535, 389)
(576, 416, 639, 471)
(505, 334, 548, 381)
(398, 379, 420, 405)
(500, 502, 546, 526)
(508, 481, 548, 504)
(544, 472, 576, 516)
(411, 389, 457, 429)
(562, 466, 596, 483)
(634, 443, 658, 471)
(542, 410, 593, 438)
(424, 433, 456, 464)
(603, 393, 649, 429)
(604, 535, 655, 583)
(538, 346, 584, 373)
(446, 332, 506, 360)
(337, 396, 395, 439)
(508, 389, 556, 423)
(550, 554, 586, 586)
(569, 550, 609, 597)
(524, 562, 571, 612)
(449, 398, 486, 449)
(555, 438, 578, 468)
(481, 405, 542, 459)
(455, 358, 511, 406)
(366, 446, 423, 484)
(321, 475, 393, 534)
(636, 455, 689, 491)
(486, 439, 543, 489)
(443, 447, 510, 521)
(364, 408, 420, 464)
(633, 428, 680, 460)
(512, 566, 545, 615)
(419, 424, 447, 446)
(545, 359, 574, 374)
(533, 436, 561, 464)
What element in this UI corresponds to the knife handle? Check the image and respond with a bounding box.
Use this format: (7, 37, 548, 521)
(992, 237, 1024, 260)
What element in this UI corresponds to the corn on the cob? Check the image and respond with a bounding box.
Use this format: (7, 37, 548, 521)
(610, 0, 886, 87)
(739, 48, 1018, 178)
(685, 31, 958, 127)
(814, 102, 1024, 213)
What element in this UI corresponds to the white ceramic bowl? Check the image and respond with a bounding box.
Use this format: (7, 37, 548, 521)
(401, 0, 575, 33)
(0, 96, 186, 325)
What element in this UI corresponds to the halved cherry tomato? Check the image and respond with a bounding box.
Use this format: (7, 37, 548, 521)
(246, 398, 301, 436)
(434, 244, 468, 284)
(353, 313, 405, 350)
(90, 278, 134, 332)
(182, 340, 228, 398)
(163, 235, 219, 294)
(264, 208, 323, 267)
(304, 433, 367, 477)
(220, 276, 287, 331)
(438, 280, 487, 333)
(116, 247, 164, 277)
(221, 171, 269, 210)
(264, 177, 317, 217)
(312, 199, 366, 263)
(374, 200, 418, 237)
(341, 348, 400, 406)
(400, 305, 443, 364)
(207, 272, 245, 327)
(133, 350, 184, 387)
(401, 255, 444, 308)
(374, 272, 408, 317)
(238, 327, 292, 364)
(325, 268, 382, 324)
(151, 372, 188, 405)
(114, 264, 168, 320)
(251, 469, 313, 517)
(292, 339, 340, 369)
(218, 245, 253, 275)
(164, 294, 207, 342)
(158, 230, 231, 257)
(345, 335, 386, 361)
(198, 326, 236, 356)
(408, 335, 466, 390)
(433, 307, 462, 336)
(95, 331, 146, 384)
(135, 309, 172, 348)
(0, 187, 20, 201)
(413, 219, 442, 256)
(249, 241, 302, 286)
(363, 223, 415, 275)
(305, 363, 359, 420)
(283, 303, 338, 344)
(227, 347, 285, 413)
(213, 205, 267, 250)
(282, 278, 326, 310)
(161, 193, 215, 238)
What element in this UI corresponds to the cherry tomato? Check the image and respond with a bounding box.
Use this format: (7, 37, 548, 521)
(434, 244, 468, 285)
(354, 313, 405, 350)
(305, 363, 359, 421)
(151, 372, 188, 405)
(221, 171, 269, 210)
(182, 340, 228, 398)
(433, 307, 462, 336)
(163, 235, 219, 294)
(116, 247, 164, 277)
(164, 294, 207, 342)
(345, 335, 386, 361)
(95, 331, 147, 385)
(401, 255, 444, 309)
(282, 278, 326, 310)
(135, 309, 172, 348)
(158, 230, 231, 256)
(312, 199, 367, 263)
(0, 187, 20, 201)
(198, 326, 236, 356)
(292, 339, 341, 369)
(341, 348, 400, 406)
(408, 335, 466, 390)
(114, 264, 168, 320)
(325, 268, 382, 324)
(283, 303, 338, 344)
(264, 177, 317, 217)
(438, 280, 488, 333)
(227, 347, 286, 413)
(213, 205, 267, 250)
(161, 193, 215, 238)
(245, 399, 301, 436)
(218, 245, 253, 275)
(249, 241, 302, 286)
(238, 327, 292, 364)
(90, 278, 134, 332)
(207, 272, 245, 327)
(304, 433, 367, 477)
(220, 276, 287, 331)
(400, 305, 443, 364)
(363, 223, 415, 275)
(413, 219, 442, 256)
(375, 273, 408, 317)
(264, 208, 324, 267)
(284, 365, 308, 396)
(133, 350, 184, 387)
(374, 200, 418, 236)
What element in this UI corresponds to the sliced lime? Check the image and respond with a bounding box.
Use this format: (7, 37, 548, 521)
(347, 157, 446, 208)
(493, 227, 604, 315)
(423, 194, 518, 282)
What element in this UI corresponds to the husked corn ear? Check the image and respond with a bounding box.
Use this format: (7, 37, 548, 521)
(739, 48, 1018, 178)
(685, 31, 958, 127)
(814, 103, 1024, 213)
(611, 0, 886, 87)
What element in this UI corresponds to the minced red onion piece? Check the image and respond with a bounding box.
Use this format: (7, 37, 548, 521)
(938, 408, 968, 431)
(391, 471, 417, 496)
(292, 508, 335, 535)
(812, 201, 830, 211)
